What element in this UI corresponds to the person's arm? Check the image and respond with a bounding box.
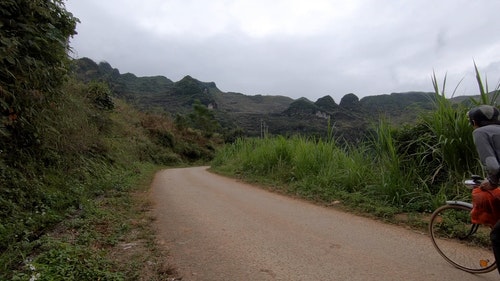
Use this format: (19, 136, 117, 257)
(473, 130, 500, 188)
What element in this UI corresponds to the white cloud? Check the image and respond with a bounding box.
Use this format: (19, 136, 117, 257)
(103, 0, 361, 38)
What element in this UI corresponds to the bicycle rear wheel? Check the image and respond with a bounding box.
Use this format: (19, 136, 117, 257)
(429, 204, 497, 273)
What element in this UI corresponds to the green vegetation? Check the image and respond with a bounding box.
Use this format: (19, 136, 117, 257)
(3, 1, 500, 280)
(211, 69, 500, 222)
(0, 76, 218, 280)
(0, 1, 218, 279)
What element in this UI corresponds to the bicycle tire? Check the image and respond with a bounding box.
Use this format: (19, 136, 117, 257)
(429, 204, 497, 273)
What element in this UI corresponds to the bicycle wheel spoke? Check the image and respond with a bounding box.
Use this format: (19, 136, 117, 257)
(429, 204, 497, 273)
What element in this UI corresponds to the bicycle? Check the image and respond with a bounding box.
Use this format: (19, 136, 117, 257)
(429, 175, 497, 274)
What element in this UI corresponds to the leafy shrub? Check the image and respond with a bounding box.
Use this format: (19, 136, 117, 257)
(86, 81, 115, 110)
(0, 0, 78, 166)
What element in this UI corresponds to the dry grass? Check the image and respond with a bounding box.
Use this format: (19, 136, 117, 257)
(105, 189, 181, 280)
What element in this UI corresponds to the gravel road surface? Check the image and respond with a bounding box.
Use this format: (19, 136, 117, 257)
(151, 166, 499, 280)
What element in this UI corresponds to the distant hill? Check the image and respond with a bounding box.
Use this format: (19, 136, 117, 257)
(71, 57, 470, 142)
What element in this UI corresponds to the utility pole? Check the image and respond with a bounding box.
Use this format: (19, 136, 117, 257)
(260, 119, 269, 138)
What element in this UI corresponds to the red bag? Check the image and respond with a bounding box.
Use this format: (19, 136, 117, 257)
(471, 187, 500, 226)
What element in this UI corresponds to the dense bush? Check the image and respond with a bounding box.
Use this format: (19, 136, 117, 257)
(0, 0, 78, 162)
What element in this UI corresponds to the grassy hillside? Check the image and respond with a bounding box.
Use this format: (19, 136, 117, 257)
(0, 75, 221, 279)
(0, 3, 222, 278)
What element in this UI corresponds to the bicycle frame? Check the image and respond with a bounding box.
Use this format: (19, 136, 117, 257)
(445, 201, 479, 238)
(445, 200, 473, 209)
(429, 186, 497, 274)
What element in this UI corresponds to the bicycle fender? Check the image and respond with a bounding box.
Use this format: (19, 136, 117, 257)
(445, 200, 473, 209)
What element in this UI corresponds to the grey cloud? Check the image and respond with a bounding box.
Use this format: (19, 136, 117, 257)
(66, 0, 500, 102)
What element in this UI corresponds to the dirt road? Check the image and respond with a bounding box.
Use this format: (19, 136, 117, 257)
(151, 166, 498, 280)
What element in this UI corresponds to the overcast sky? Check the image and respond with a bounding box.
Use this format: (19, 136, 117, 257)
(65, 0, 500, 102)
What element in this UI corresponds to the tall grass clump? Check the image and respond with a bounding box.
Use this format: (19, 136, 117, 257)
(370, 119, 428, 209)
(410, 71, 493, 204)
(212, 135, 401, 214)
(238, 136, 295, 183)
(212, 135, 374, 194)
(293, 140, 377, 195)
(425, 74, 477, 177)
(472, 61, 500, 105)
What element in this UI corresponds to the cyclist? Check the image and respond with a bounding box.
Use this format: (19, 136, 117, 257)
(468, 104, 500, 274)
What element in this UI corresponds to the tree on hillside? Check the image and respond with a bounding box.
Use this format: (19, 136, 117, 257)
(189, 100, 221, 136)
(86, 81, 115, 111)
(0, 0, 78, 164)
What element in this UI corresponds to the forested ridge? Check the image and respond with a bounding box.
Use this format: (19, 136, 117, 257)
(73, 57, 446, 142)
